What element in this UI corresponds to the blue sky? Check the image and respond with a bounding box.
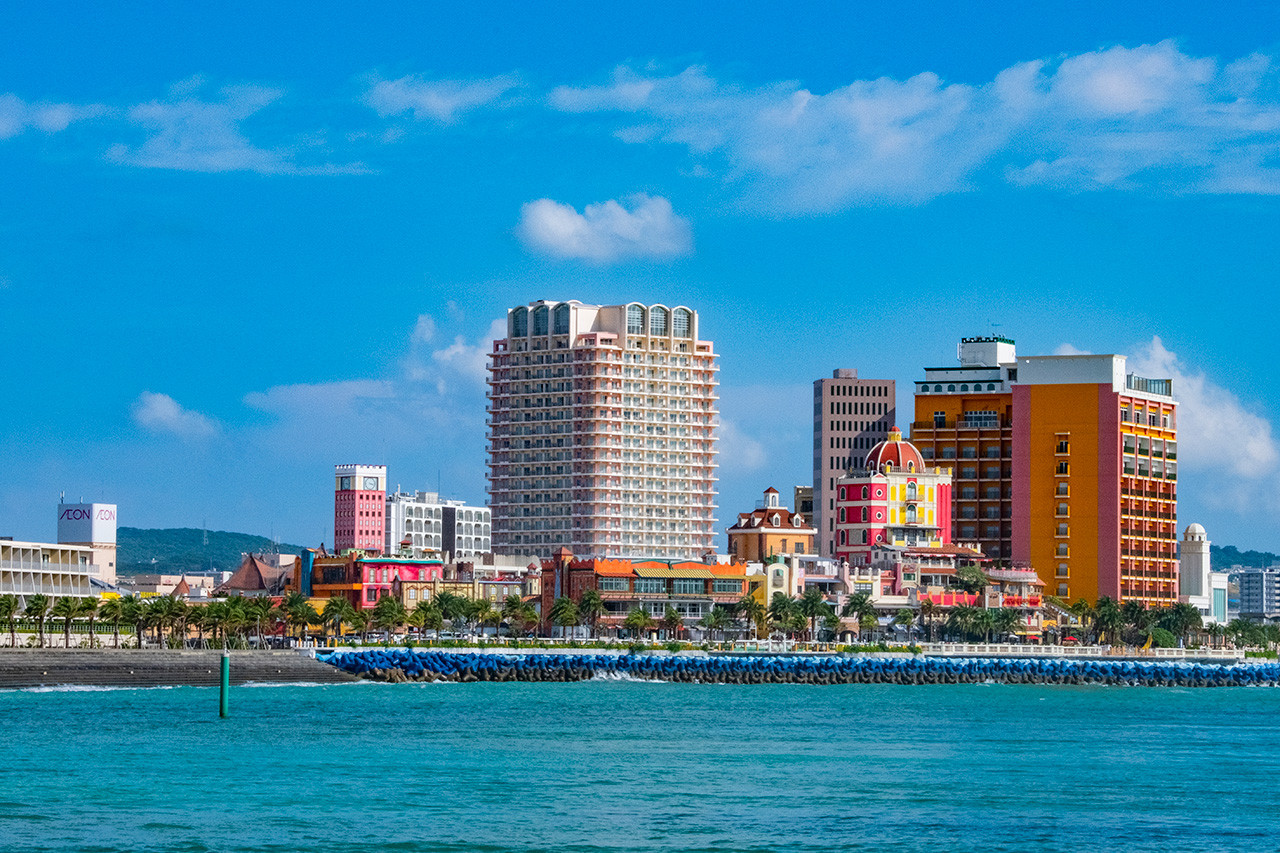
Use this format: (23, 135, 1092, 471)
(4, 2, 1280, 553)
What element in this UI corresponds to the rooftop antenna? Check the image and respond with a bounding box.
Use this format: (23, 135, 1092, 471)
(59, 491, 65, 505)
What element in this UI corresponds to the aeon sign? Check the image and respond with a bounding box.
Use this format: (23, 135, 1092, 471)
(56, 503, 118, 545)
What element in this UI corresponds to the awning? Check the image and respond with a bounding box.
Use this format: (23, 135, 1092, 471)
(633, 565, 714, 579)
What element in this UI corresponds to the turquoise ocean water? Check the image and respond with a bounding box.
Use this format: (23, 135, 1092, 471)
(2, 679, 1278, 852)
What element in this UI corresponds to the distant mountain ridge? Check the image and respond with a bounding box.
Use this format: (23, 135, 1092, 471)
(117, 527, 307, 576)
(1210, 543, 1280, 570)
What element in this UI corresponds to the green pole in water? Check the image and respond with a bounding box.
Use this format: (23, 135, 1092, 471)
(219, 649, 230, 718)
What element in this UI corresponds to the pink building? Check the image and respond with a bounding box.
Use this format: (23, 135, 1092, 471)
(359, 555, 444, 608)
(833, 428, 954, 567)
(487, 300, 719, 560)
(334, 464, 386, 553)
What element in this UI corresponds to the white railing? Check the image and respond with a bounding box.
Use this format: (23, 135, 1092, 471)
(917, 643, 1244, 660)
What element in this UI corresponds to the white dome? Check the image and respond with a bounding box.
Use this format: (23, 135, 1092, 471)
(1184, 522, 1206, 536)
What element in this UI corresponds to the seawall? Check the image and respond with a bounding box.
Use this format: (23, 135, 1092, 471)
(0, 649, 357, 689)
(320, 649, 1280, 687)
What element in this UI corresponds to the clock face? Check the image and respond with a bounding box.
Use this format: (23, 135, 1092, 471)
(339, 476, 353, 490)
(362, 476, 379, 491)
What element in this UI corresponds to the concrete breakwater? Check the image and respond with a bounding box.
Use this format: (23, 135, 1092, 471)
(0, 649, 357, 689)
(321, 649, 1280, 687)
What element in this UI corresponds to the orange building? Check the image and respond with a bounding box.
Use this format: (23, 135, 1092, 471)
(909, 337, 1017, 561)
(540, 546, 751, 635)
(1012, 354, 1178, 606)
(726, 488, 817, 562)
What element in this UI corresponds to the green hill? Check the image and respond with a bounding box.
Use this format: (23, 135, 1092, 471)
(117, 527, 307, 576)
(1211, 543, 1280, 570)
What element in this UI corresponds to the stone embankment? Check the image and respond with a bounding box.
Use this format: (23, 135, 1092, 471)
(0, 649, 356, 689)
(322, 649, 1280, 688)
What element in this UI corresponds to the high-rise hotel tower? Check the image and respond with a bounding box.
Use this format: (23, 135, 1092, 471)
(1012, 355, 1178, 607)
(487, 300, 719, 559)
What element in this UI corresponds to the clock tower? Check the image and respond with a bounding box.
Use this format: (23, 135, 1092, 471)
(334, 464, 387, 554)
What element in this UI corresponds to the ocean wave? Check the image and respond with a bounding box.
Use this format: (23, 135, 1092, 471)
(589, 671, 668, 683)
(14, 683, 185, 693)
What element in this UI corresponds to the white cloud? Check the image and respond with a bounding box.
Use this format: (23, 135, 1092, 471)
(517, 194, 693, 262)
(107, 78, 364, 174)
(365, 74, 519, 122)
(1054, 343, 1092, 355)
(411, 314, 437, 344)
(132, 392, 219, 440)
(717, 419, 766, 473)
(0, 93, 104, 139)
(551, 42, 1280, 211)
(1129, 336, 1280, 480)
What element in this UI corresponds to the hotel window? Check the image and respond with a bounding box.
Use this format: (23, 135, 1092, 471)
(599, 577, 629, 592)
(1056, 503, 1069, 516)
(672, 578, 704, 595)
(649, 306, 669, 336)
(635, 578, 665, 594)
(1056, 483, 1069, 496)
(712, 579, 742, 594)
(1056, 543, 1069, 556)
(511, 307, 528, 337)
(1056, 461, 1069, 475)
(1057, 523, 1068, 536)
(1056, 564, 1069, 577)
(1057, 583, 1068, 597)
(552, 302, 570, 335)
(627, 304, 645, 334)
(533, 305, 549, 335)
(673, 308, 692, 338)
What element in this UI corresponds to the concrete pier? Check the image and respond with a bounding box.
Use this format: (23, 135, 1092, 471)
(0, 649, 357, 689)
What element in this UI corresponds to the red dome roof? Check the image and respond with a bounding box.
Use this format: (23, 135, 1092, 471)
(865, 427, 925, 472)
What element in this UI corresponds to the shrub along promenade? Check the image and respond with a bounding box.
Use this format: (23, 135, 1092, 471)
(319, 648, 1280, 688)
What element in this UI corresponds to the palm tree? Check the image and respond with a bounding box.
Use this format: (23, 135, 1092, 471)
(51, 597, 80, 648)
(1094, 596, 1124, 645)
(798, 588, 833, 641)
(0, 594, 19, 648)
(945, 605, 980, 641)
(549, 596, 580, 640)
(1158, 602, 1203, 648)
(892, 608, 916, 643)
(371, 595, 407, 643)
(24, 594, 51, 648)
(578, 588, 606, 639)
(79, 596, 100, 649)
(992, 607, 1022, 642)
(919, 598, 938, 642)
(322, 596, 357, 642)
(412, 599, 444, 640)
(244, 597, 280, 647)
(501, 594, 529, 636)
(350, 609, 373, 640)
(119, 594, 144, 648)
(96, 596, 123, 649)
(699, 605, 732, 642)
(842, 593, 875, 641)
(660, 605, 684, 640)
(973, 608, 996, 643)
(623, 606, 655, 640)
(1069, 598, 1096, 643)
(736, 594, 765, 639)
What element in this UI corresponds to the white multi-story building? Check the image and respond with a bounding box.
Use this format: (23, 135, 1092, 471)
(56, 501, 118, 585)
(384, 490, 491, 559)
(487, 300, 718, 560)
(0, 539, 95, 608)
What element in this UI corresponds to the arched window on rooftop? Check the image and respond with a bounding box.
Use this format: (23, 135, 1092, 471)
(649, 305, 669, 336)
